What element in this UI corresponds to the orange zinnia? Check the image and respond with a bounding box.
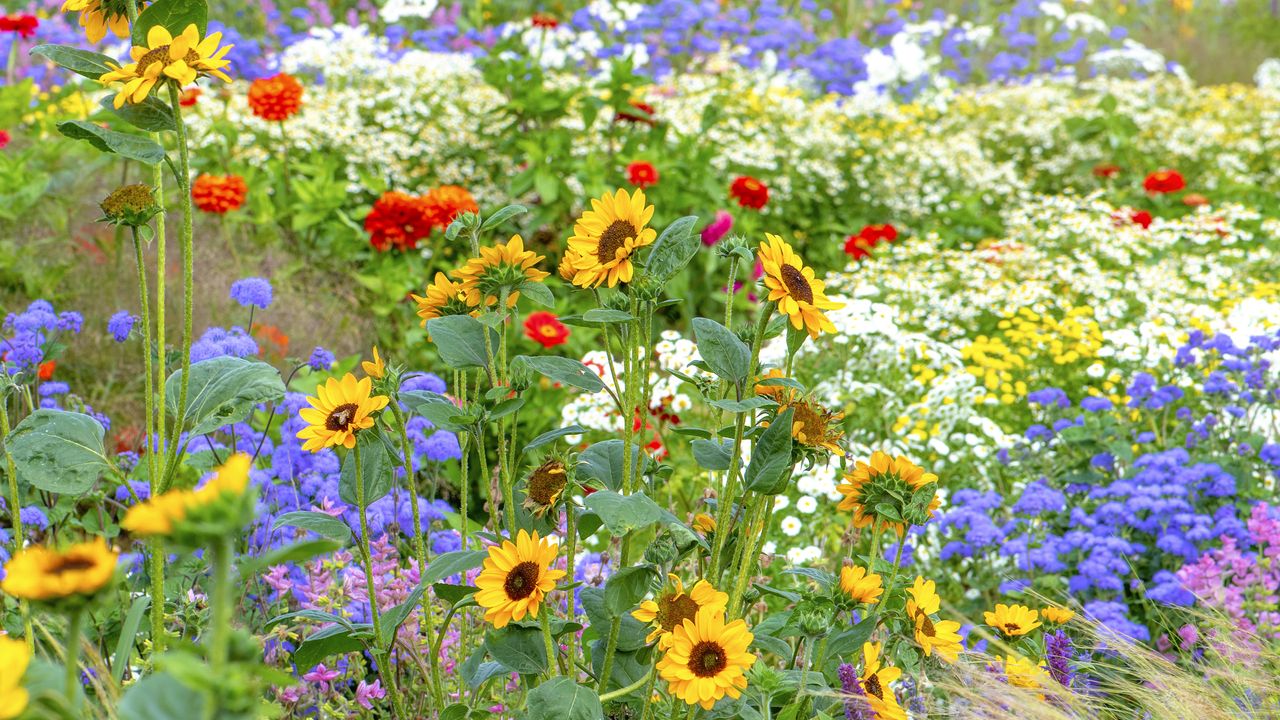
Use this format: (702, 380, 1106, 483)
(247, 73, 304, 122)
(191, 174, 248, 214)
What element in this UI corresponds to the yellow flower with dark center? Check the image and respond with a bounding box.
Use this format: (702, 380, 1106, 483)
(1, 538, 117, 602)
(410, 272, 473, 326)
(522, 458, 568, 518)
(474, 529, 565, 628)
(905, 576, 941, 618)
(656, 607, 755, 710)
(777, 395, 845, 457)
(633, 574, 729, 646)
(836, 451, 940, 536)
(296, 373, 389, 453)
(858, 642, 906, 720)
(122, 453, 253, 537)
(1041, 605, 1074, 624)
(758, 233, 842, 339)
(839, 565, 883, 604)
(451, 234, 549, 309)
(99, 24, 233, 109)
(0, 635, 30, 720)
(753, 368, 791, 401)
(691, 513, 716, 535)
(564, 188, 657, 288)
(912, 610, 964, 663)
(60, 0, 140, 43)
(361, 346, 385, 379)
(1002, 654, 1049, 693)
(985, 604, 1042, 637)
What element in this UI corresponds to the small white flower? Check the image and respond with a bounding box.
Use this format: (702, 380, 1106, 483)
(780, 516, 802, 537)
(773, 496, 790, 511)
(761, 541, 777, 555)
(796, 495, 818, 514)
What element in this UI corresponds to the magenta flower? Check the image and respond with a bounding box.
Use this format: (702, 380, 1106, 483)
(302, 664, 340, 692)
(355, 680, 386, 710)
(701, 210, 733, 246)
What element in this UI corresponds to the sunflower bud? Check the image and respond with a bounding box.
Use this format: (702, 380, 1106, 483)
(643, 534, 680, 566)
(795, 598, 835, 637)
(99, 183, 161, 228)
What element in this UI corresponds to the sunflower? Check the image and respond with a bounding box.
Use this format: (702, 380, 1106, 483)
(911, 610, 963, 663)
(564, 188, 657, 288)
(777, 395, 845, 456)
(296, 373, 389, 453)
(0, 635, 29, 720)
(1041, 605, 1074, 624)
(858, 642, 906, 720)
(691, 513, 716, 535)
(656, 607, 755, 710)
(451, 234, 549, 309)
(410, 272, 473, 326)
(1, 538, 117, 603)
(474, 529, 565, 628)
(836, 451, 941, 536)
(633, 574, 729, 646)
(758, 233, 842, 339)
(985, 604, 1042, 637)
(753, 368, 791, 401)
(361, 346, 385, 379)
(522, 458, 568, 518)
(905, 576, 941, 618)
(60, 0, 138, 43)
(122, 453, 252, 537)
(839, 565, 883, 604)
(100, 24, 233, 109)
(1002, 654, 1049, 693)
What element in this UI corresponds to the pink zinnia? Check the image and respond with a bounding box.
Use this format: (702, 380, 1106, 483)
(701, 210, 733, 246)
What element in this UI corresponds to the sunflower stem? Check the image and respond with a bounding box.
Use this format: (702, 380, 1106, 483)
(563, 503, 577, 676)
(599, 665, 653, 702)
(64, 607, 84, 710)
(0, 404, 33, 652)
(160, 80, 196, 493)
(353, 442, 404, 718)
(540, 607, 557, 678)
(866, 536, 907, 630)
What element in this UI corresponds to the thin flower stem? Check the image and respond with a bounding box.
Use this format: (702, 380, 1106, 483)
(563, 503, 577, 674)
(206, 535, 234, 720)
(0, 403, 32, 650)
(540, 608, 557, 678)
(64, 607, 84, 710)
(598, 664, 654, 702)
(866, 536, 907, 629)
(352, 442, 405, 718)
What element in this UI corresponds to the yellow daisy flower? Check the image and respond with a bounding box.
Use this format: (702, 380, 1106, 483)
(361, 346, 385, 379)
(985, 604, 1043, 637)
(99, 24, 233, 109)
(691, 513, 717, 535)
(656, 607, 755, 710)
(564, 188, 657, 288)
(858, 642, 906, 720)
(60, 0, 139, 44)
(905, 576, 941, 618)
(839, 565, 883, 604)
(122, 453, 252, 537)
(632, 574, 729, 646)
(1041, 605, 1075, 624)
(1, 538, 117, 602)
(836, 451, 940, 536)
(0, 635, 30, 720)
(474, 530, 565, 628)
(1002, 654, 1050, 693)
(410, 272, 472, 326)
(451, 234, 549, 309)
(758, 233, 842, 339)
(296, 373, 389, 453)
(912, 611, 964, 663)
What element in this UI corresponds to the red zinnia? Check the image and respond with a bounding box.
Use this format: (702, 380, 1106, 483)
(0, 130, 9, 150)
(0, 14, 38, 39)
(1129, 210, 1153, 229)
(365, 191, 433, 252)
(191, 174, 248, 214)
(179, 87, 202, 107)
(626, 161, 659, 188)
(531, 13, 558, 28)
(1143, 169, 1185, 194)
(524, 311, 570, 348)
(843, 223, 898, 260)
(37, 360, 55, 381)
(616, 100, 656, 126)
(1092, 163, 1121, 179)
(248, 73, 304, 122)
(421, 185, 479, 230)
(729, 175, 768, 210)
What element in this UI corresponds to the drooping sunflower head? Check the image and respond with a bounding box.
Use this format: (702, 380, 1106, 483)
(61, 0, 139, 43)
(0, 538, 117, 605)
(753, 368, 794, 402)
(410, 272, 473, 327)
(632, 575, 729, 646)
(839, 565, 883, 604)
(296, 373, 390, 453)
(474, 529, 566, 628)
(836, 451, 941, 535)
(521, 457, 568, 518)
(777, 394, 845, 457)
(656, 607, 756, 710)
(100, 24, 233, 109)
(858, 642, 906, 720)
(757, 233, 842, 339)
(564, 188, 657, 288)
(451, 234, 549, 309)
(984, 603, 1042, 637)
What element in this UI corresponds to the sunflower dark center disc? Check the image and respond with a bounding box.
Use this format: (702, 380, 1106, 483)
(689, 641, 727, 677)
(597, 220, 637, 263)
(48, 557, 97, 575)
(780, 264, 813, 304)
(504, 561, 541, 600)
(864, 673, 884, 700)
(326, 403, 359, 431)
(656, 594, 700, 632)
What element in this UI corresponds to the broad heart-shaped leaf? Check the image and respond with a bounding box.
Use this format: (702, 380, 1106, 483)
(460, 647, 510, 689)
(272, 511, 352, 543)
(132, 0, 208, 45)
(484, 625, 546, 674)
(523, 424, 584, 453)
(338, 428, 394, 508)
(692, 317, 750, 385)
(708, 396, 775, 413)
(643, 215, 699, 287)
(525, 677, 604, 720)
(116, 672, 207, 719)
(604, 564, 657, 615)
(512, 355, 605, 393)
(57, 121, 166, 166)
(7, 410, 112, 494)
(518, 280, 555, 308)
(294, 624, 370, 670)
(29, 44, 116, 80)
(576, 439, 648, 491)
(822, 617, 876, 664)
(427, 315, 499, 371)
(744, 408, 794, 494)
(583, 490, 677, 536)
(164, 356, 285, 436)
(691, 437, 734, 471)
(399, 390, 469, 432)
(422, 549, 488, 584)
(101, 95, 176, 132)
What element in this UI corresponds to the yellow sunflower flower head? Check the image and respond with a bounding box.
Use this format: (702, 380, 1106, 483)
(985, 603, 1043, 637)
(1002, 654, 1050, 695)
(776, 394, 845, 458)
(123, 454, 256, 543)
(858, 641, 907, 720)
(836, 451, 941, 536)
(564, 188, 657, 288)
(632, 574, 729, 646)
(691, 513, 716, 535)
(905, 576, 940, 618)
(61, 0, 141, 44)
(474, 529, 566, 628)
(758, 233, 843, 339)
(1, 538, 117, 607)
(361, 346, 386, 380)
(410, 272, 474, 328)
(903, 579, 964, 663)
(296, 373, 390, 453)
(753, 368, 794, 402)
(656, 607, 756, 710)
(1041, 605, 1074, 625)
(839, 565, 883, 604)
(451, 234, 549, 309)
(100, 24, 233, 109)
(0, 635, 30, 720)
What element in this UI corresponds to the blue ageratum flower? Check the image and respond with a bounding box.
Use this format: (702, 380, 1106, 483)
(107, 311, 137, 343)
(307, 346, 335, 371)
(230, 277, 274, 309)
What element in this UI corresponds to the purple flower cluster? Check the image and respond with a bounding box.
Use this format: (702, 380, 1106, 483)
(107, 311, 137, 343)
(190, 326, 260, 363)
(230, 277, 274, 309)
(1, 299, 81, 372)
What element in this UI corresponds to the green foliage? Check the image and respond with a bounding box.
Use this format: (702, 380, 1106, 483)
(164, 356, 286, 437)
(6, 409, 113, 494)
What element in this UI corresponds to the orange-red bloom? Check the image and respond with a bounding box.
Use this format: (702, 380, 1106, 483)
(1092, 163, 1121, 178)
(37, 360, 55, 381)
(843, 223, 897, 260)
(179, 87, 201, 107)
(421, 185, 479, 230)
(531, 13, 558, 28)
(0, 14, 38, 38)
(365, 191, 433, 252)
(191, 174, 247, 214)
(730, 175, 768, 210)
(1130, 210, 1153, 229)
(1143, 169, 1185, 194)
(616, 99, 656, 125)
(524, 311, 569, 348)
(248, 73, 304, 122)
(1182, 193, 1209, 207)
(626, 161, 659, 188)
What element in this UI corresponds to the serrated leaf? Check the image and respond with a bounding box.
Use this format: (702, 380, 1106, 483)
(644, 215, 699, 286)
(691, 437, 734, 471)
(338, 429, 394, 508)
(101, 95, 176, 132)
(743, 408, 793, 494)
(427, 315, 499, 371)
(523, 424, 585, 452)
